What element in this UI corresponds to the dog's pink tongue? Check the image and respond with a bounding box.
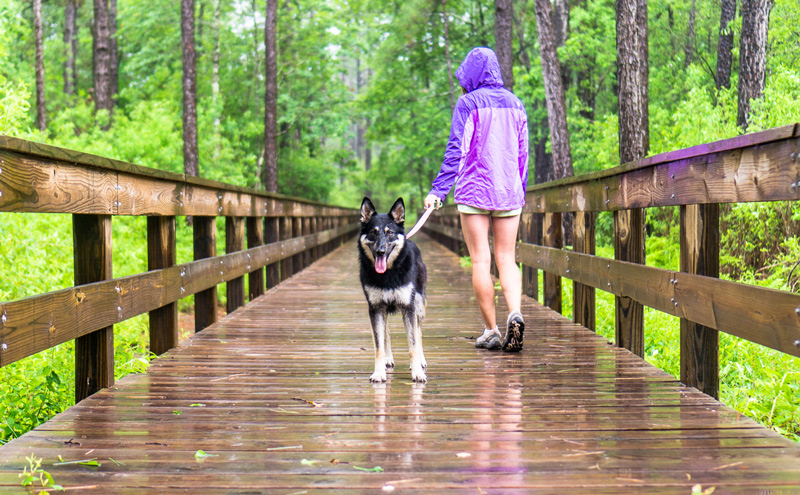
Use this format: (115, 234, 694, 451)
(375, 255, 388, 274)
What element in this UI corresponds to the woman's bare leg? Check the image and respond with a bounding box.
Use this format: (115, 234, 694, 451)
(459, 213, 496, 330)
(491, 215, 521, 315)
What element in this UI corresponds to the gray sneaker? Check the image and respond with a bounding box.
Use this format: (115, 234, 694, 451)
(475, 328, 501, 350)
(502, 312, 525, 352)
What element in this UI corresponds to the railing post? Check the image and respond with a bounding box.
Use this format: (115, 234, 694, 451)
(194, 216, 218, 332)
(614, 208, 645, 357)
(573, 211, 596, 330)
(280, 216, 293, 281)
(680, 204, 720, 399)
(302, 216, 312, 268)
(226, 217, 246, 313)
(292, 217, 303, 271)
(247, 216, 265, 300)
(73, 214, 114, 402)
(521, 212, 540, 300)
(147, 216, 178, 356)
(543, 212, 562, 313)
(265, 217, 280, 289)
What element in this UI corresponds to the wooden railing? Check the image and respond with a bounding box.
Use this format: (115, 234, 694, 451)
(0, 136, 358, 401)
(423, 123, 800, 399)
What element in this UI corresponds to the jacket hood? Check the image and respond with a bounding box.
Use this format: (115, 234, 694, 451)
(455, 47, 505, 92)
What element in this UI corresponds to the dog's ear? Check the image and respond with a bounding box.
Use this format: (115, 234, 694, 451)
(360, 197, 377, 224)
(389, 198, 405, 225)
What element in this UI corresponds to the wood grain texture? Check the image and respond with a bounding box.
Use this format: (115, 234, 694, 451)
(0, 223, 358, 367)
(573, 211, 596, 330)
(0, 137, 359, 218)
(246, 217, 265, 300)
(264, 217, 280, 289)
(680, 204, 720, 399)
(72, 214, 114, 402)
(516, 243, 800, 357)
(225, 216, 245, 314)
(147, 216, 178, 356)
(193, 216, 218, 332)
(1, 235, 798, 493)
(544, 212, 562, 313)
(614, 209, 645, 357)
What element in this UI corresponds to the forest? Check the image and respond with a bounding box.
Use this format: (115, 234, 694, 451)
(1, 0, 799, 444)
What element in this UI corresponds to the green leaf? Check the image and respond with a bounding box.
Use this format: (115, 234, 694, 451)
(353, 465, 383, 472)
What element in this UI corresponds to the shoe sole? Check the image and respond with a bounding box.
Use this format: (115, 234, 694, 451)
(502, 319, 524, 352)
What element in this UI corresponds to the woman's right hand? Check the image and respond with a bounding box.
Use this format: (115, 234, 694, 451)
(424, 194, 442, 210)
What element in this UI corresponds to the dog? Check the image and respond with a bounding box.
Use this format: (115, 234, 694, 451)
(358, 197, 428, 383)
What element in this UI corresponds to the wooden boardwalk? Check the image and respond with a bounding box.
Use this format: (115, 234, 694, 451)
(1, 235, 799, 494)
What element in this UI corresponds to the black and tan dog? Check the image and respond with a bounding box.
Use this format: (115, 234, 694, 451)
(358, 197, 427, 383)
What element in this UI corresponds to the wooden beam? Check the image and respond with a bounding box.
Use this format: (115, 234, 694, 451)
(614, 209, 645, 356)
(72, 214, 114, 402)
(680, 204, 720, 399)
(247, 217, 265, 300)
(280, 217, 293, 281)
(520, 213, 541, 300)
(543, 212, 562, 313)
(265, 217, 279, 289)
(193, 216, 218, 332)
(147, 216, 177, 356)
(516, 242, 800, 358)
(573, 211, 596, 330)
(226, 217, 246, 313)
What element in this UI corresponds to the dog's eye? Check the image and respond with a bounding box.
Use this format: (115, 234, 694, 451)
(385, 228, 394, 236)
(367, 230, 377, 240)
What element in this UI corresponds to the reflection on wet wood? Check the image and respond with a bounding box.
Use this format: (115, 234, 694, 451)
(1, 235, 799, 493)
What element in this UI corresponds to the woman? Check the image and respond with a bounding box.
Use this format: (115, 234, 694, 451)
(425, 47, 528, 352)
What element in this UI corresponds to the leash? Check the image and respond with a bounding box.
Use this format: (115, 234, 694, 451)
(406, 206, 436, 239)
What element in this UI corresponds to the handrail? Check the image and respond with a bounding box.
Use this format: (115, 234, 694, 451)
(0, 136, 359, 401)
(422, 123, 800, 399)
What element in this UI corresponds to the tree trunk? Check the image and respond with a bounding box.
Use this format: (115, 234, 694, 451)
(494, 0, 514, 91)
(533, 0, 573, 183)
(684, 0, 696, 67)
(212, 0, 221, 155)
(616, 0, 649, 164)
(715, 0, 736, 89)
(110, 0, 118, 101)
(93, 0, 113, 123)
(64, 0, 78, 95)
(442, 0, 456, 113)
(263, 0, 279, 192)
(737, 0, 771, 131)
(33, 0, 46, 131)
(513, 0, 531, 72)
(181, 0, 199, 178)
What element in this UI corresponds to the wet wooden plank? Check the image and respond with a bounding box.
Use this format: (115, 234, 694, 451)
(1, 235, 798, 494)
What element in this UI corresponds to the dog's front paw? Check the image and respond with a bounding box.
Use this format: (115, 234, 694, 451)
(410, 364, 427, 383)
(369, 370, 387, 383)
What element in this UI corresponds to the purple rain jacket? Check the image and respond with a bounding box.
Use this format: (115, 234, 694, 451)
(429, 47, 529, 211)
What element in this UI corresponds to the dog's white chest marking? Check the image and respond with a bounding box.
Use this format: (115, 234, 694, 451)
(364, 283, 414, 307)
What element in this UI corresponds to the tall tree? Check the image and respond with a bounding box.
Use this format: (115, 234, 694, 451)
(63, 0, 79, 95)
(533, 0, 573, 182)
(93, 0, 113, 121)
(181, 0, 199, 177)
(737, 0, 772, 131)
(263, 0, 278, 192)
(212, 0, 221, 152)
(110, 0, 118, 102)
(615, 0, 648, 357)
(617, 0, 649, 163)
(684, 0, 696, 67)
(442, 0, 455, 113)
(494, 0, 514, 91)
(715, 0, 736, 89)
(33, 0, 46, 131)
